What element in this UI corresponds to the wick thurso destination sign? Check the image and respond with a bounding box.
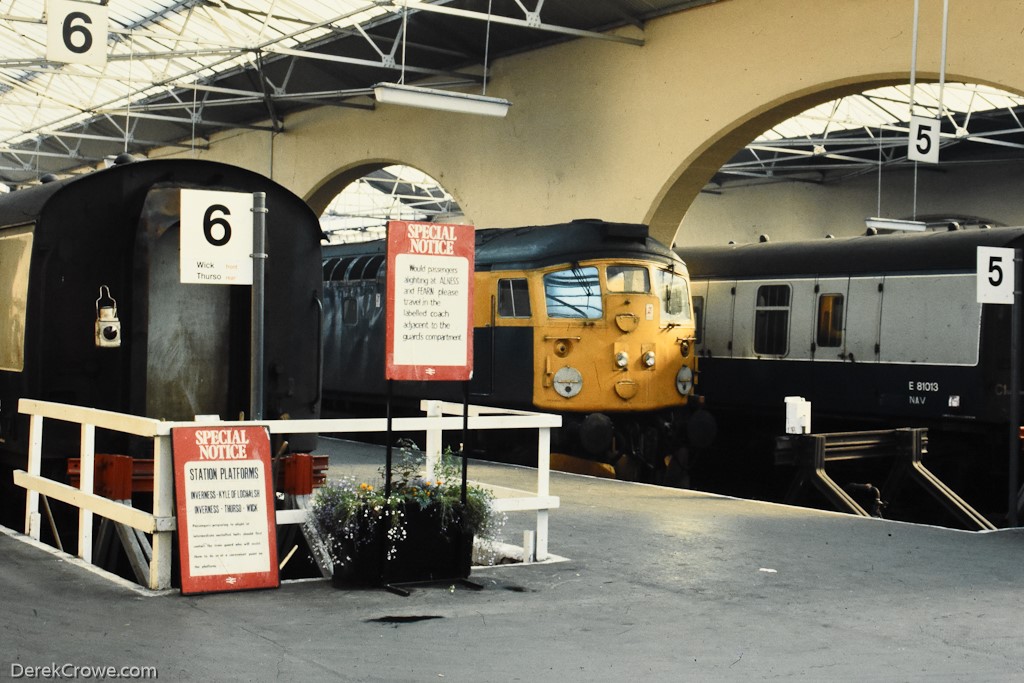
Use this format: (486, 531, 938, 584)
(172, 426, 278, 594)
(179, 189, 254, 285)
(386, 221, 475, 381)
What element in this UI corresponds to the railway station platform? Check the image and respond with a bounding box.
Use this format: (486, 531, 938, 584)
(3, 437, 1023, 681)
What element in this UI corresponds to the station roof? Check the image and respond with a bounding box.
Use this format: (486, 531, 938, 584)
(0, 0, 712, 186)
(2, 1, 1024, 194)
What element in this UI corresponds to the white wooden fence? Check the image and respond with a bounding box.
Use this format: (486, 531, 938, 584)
(13, 398, 561, 590)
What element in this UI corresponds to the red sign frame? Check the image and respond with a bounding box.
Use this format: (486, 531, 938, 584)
(385, 220, 475, 381)
(172, 426, 279, 595)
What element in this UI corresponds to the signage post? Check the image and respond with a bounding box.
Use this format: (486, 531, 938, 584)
(383, 220, 475, 497)
(977, 246, 1020, 526)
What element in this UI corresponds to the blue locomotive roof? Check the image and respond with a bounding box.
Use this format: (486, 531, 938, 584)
(322, 219, 683, 271)
(680, 226, 1024, 278)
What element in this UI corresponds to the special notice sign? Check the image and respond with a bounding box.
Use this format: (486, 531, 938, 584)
(385, 221, 475, 381)
(172, 426, 279, 595)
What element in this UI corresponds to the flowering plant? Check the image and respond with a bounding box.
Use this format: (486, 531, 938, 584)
(307, 442, 503, 579)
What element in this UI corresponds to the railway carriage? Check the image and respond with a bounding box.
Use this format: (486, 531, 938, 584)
(0, 157, 324, 528)
(682, 226, 1024, 517)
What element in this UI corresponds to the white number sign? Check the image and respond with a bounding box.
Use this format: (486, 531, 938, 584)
(46, 0, 108, 66)
(908, 116, 940, 164)
(180, 190, 254, 285)
(977, 246, 1015, 305)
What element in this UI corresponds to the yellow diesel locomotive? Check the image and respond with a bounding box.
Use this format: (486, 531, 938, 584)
(322, 219, 713, 484)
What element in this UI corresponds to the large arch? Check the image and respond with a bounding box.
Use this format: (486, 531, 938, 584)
(156, 0, 1024, 245)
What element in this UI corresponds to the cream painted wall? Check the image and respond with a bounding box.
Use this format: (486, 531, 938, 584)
(155, 0, 1024, 247)
(680, 161, 1024, 247)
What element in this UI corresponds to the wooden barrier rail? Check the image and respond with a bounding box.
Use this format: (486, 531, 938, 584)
(14, 398, 561, 590)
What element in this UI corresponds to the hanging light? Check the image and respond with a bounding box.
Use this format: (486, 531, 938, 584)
(373, 83, 511, 118)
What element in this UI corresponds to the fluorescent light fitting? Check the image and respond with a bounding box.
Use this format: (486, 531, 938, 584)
(373, 82, 510, 118)
(864, 217, 928, 232)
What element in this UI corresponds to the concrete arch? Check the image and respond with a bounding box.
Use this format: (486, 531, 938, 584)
(160, 0, 1024, 247)
(647, 77, 920, 245)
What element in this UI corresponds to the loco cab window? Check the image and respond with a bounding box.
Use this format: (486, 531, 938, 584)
(816, 293, 844, 347)
(544, 266, 602, 319)
(754, 284, 790, 355)
(497, 278, 531, 318)
(657, 269, 691, 325)
(606, 265, 650, 293)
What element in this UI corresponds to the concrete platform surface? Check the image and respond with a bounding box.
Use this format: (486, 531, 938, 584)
(3, 437, 1023, 682)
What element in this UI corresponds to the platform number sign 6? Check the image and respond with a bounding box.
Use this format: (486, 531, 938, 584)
(908, 116, 940, 164)
(46, 0, 108, 66)
(977, 247, 1015, 305)
(180, 190, 255, 285)
(203, 204, 233, 247)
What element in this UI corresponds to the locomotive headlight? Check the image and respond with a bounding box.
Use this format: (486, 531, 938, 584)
(675, 366, 694, 395)
(642, 350, 656, 368)
(615, 351, 629, 368)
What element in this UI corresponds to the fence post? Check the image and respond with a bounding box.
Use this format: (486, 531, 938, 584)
(78, 423, 95, 563)
(424, 400, 443, 480)
(24, 414, 43, 540)
(535, 426, 551, 561)
(149, 434, 174, 590)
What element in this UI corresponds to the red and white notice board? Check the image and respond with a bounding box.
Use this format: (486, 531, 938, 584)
(172, 426, 279, 595)
(385, 220, 475, 381)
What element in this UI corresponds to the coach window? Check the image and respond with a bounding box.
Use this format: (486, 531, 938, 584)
(342, 297, 358, 326)
(497, 278, 531, 318)
(754, 284, 790, 355)
(544, 266, 602, 319)
(0, 225, 33, 372)
(657, 269, 691, 325)
(816, 293, 844, 347)
(607, 265, 650, 293)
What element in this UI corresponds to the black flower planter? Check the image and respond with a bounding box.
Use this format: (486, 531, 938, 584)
(331, 502, 474, 587)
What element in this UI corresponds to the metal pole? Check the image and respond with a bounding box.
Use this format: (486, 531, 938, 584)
(250, 192, 267, 421)
(1009, 249, 1021, 526)
(461, 380, 469, 507)
(385, 380, 393, 497)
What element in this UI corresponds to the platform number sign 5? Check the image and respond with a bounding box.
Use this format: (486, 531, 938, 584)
(977, 247, 1015, 305)
(180, 190, 255, 285)
(46, 0, 108, 66)
(908, 116, 940, 164)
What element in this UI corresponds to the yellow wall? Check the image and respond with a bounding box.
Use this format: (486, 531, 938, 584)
(155, 0, 1024, 246)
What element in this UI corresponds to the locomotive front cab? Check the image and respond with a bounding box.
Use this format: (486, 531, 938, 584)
(532, 258, 698, 413)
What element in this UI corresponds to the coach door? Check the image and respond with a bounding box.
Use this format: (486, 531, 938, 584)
(842, 276, 884, 363)
(695, 278, 737, 358)
(811, 277, 849, 363)
(136, 188, 234, 421)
